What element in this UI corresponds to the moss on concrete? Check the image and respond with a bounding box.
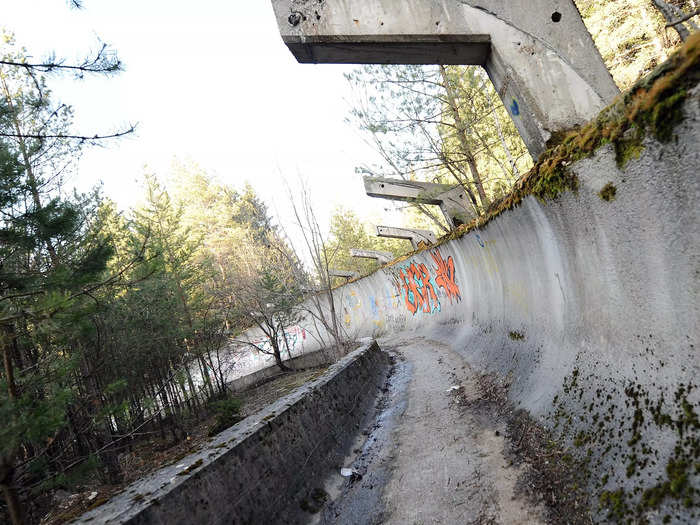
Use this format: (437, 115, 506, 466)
(598, 182, 617, 202)
(508, 330, 525, 341)
(438, 32, 700, 245)
(333, 34, 699, 290)
(552, 369, 699, 523)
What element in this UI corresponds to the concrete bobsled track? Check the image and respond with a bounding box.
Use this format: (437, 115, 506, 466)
(325, 82, 700, 521)
(75, 43, 699, 523)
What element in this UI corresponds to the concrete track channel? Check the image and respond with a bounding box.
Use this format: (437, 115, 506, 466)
(316, 335, 544, 525)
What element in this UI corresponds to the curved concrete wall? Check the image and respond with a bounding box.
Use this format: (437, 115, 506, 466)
(229, 78, 698, 521)
(302, 85, 698, 520)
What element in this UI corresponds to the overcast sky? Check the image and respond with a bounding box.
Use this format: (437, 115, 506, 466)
(3, 0, 404, 231)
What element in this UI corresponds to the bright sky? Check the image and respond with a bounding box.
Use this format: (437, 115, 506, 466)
(2, 0, 405, 231)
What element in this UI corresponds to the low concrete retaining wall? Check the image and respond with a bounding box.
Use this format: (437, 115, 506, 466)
(74, 341, 390, 524)
(227, 348, 332, 393)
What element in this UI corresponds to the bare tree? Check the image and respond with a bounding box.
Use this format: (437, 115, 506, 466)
(286, 181, 348, 361)
(651, 0, 699, 41)
(345, 64, 532, 226)
(229, 258, 302, 372)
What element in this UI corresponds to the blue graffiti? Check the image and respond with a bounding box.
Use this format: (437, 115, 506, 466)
(509, 99, 520, 116)
(396, 261, 441, 315)
(369, 295, 379, 317)
(475, 234, 485, 247)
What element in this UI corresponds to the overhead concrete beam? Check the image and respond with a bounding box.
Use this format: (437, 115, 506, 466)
(350, 248, 394, 264)
(364, 176, 474, 228)
(376, 225, 438, 250)
(329, 269, 360, 280)
(284, 34, 491, 65)
(270, 0, 619, 158)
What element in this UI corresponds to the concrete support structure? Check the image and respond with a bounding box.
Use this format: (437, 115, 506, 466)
(270, 0, 619, 158)
(364, 176, 473, 227)
(350, 248, 394, 265)
(376, 225, 438, 250)
(329, 269, 360, 281)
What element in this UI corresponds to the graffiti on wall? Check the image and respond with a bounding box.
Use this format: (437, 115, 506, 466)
(343, 289, 363, 326)
(250, 325, 307, 355)
(391, 248, 461, 316)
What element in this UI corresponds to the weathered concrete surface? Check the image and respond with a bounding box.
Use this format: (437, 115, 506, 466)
(319, 336, 547, 524)
(329, 269, 360, 280)
(292, 86, 699, 521)
(227, 348, 332, 393)
(364, 176, 475, 226)
(350, 248, 394, 265)
(270, 0, 619, 156)
(73, 342, 390, 525)
(376, 225, 437, 249)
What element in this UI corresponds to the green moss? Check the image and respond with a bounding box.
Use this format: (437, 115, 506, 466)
(600, 488, 629, 521)
(508, 330, 525, 341)
(649, 90, 687, 142)
(574, 431, 589, 447)
(614, 134, 645, 167)
(598, 182, 617, 202)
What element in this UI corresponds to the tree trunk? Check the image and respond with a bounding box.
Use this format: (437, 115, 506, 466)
(282, 330, 294, 363)
(270, 338, 290, 372)
(640, 4, 669, 58)
(652, 0, 690, 41)
(439, 66, 489, 212)
(491, 102, 520, 179)
(0, 459, 23, 525)
(2, 327, 19, 401)
(0, 324, 23, 525)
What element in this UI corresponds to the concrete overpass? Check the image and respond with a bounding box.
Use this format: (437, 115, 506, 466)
(269, 0, 620, 158)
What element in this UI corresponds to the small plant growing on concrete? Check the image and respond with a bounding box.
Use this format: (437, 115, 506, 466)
(598, 182, 617, 202)
(509, 330, 525, 341)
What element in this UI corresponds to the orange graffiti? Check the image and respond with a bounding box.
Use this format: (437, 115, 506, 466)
(398, 268, 419, 314)
(393, 249, 460, 315)
(431, 249, 461, 303)
(415, 262, 438, 313)
(397, 262, 440, 315)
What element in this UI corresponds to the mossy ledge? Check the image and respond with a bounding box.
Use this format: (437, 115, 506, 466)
(436, 32, 700, 246)
(336, 34, 699, 283)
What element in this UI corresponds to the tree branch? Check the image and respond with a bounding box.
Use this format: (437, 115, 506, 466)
(0, 125, 136, 143)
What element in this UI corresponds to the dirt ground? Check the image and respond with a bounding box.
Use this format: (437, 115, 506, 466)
(379, 338, 546, 524)
(318, 336, 591, 525)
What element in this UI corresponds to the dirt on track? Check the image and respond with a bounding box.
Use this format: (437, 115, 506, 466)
(319, 335, 590, 525)
(379, 337, 545, 525)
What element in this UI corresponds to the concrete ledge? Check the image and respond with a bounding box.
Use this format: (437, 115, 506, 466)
(227, 348, 332, 393)
(74, 341, 390, 524)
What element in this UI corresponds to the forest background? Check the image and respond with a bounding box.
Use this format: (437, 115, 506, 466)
(0, 0, 697, 523)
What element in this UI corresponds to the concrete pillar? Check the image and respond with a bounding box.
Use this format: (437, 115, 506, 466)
(270, 0, 619, 158)
(376, 225, 438, 250)
(349, 248, 394, 264)
(364, 176, 474, 227)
